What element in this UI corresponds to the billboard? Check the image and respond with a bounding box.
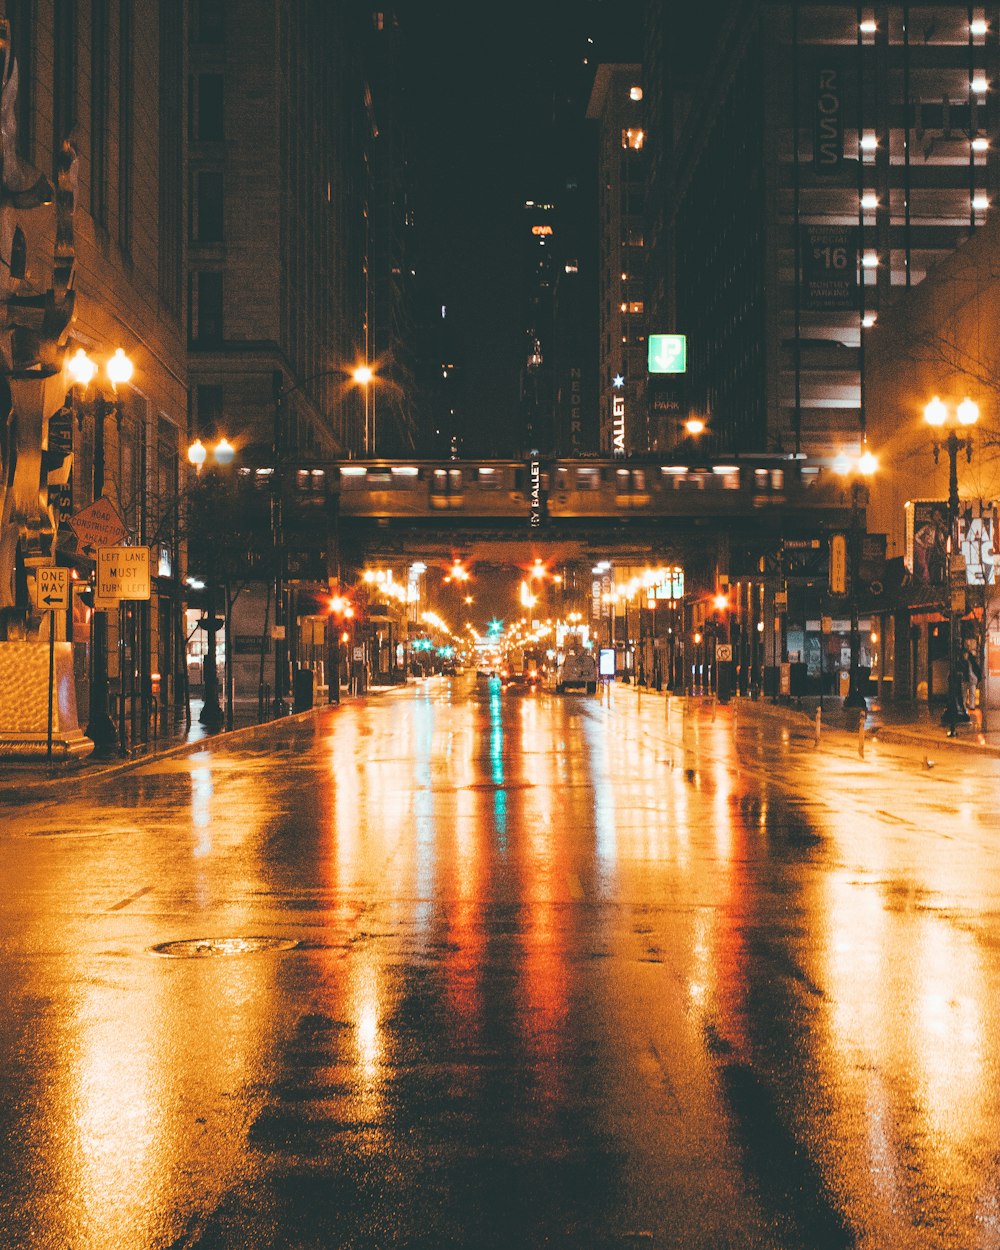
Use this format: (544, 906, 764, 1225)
(802, 225, 859, 310)
(905, 500, 998, 585)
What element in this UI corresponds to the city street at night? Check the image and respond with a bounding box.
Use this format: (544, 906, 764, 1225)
(2, 678, 998, 1250)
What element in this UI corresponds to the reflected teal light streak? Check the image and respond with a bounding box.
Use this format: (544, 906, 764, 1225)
(581, 714, 616, 867)
(489, 682, 507, 849)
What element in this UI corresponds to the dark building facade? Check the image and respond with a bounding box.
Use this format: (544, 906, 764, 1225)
(367, 7, 419, 455)
(644, 1, 1000, 461)
(186, 0, 373, 464)
(0, 0, 190, 754)
(587, 63, 647, 455)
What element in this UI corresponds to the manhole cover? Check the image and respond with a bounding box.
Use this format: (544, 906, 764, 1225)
(150, 936, 299, 958)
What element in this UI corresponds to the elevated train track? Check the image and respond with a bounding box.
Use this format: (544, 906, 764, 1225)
(310, 454, 853, 566)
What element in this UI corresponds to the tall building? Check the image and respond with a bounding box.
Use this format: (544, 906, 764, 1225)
(186, 0, 373, 463)
(587, 63, 647, 455)
(520, 198, 557, 455)
(0, 0, 189, 750)
(644, 1, 999, 459)
(367, 7, 419, 455)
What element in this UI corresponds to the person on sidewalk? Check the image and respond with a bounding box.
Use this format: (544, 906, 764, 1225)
(962, 638, 982, 718)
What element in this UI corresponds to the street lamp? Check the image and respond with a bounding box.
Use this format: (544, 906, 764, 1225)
(65, 346, 134, 754)
(353, 364, 375, 455)
(833, 448, 878, 711)
(185, 436, 238, 730)
(924, 394, 979, 732)
(269, 363, 370, 714)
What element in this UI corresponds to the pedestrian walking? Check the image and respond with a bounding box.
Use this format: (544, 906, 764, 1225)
(962, 638, 982, 713)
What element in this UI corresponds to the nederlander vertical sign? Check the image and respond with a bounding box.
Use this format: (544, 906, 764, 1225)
(814, 64, 843, 172)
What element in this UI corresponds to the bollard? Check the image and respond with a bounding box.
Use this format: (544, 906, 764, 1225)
(815, 705, 821, 747)
(637, 683, 641, 713)
(858, 711, 865, 759)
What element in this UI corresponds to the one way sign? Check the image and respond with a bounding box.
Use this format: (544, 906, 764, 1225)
(34, 566, 70, 611)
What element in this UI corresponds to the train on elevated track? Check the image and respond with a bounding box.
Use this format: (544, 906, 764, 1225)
(326, 455, 840, 520)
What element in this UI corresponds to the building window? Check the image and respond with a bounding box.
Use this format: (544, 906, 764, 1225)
(159, 2, 183, 310)
(8, 1, 33, 159)
(118, 0, 133, 258)
(196, 73, 224, 141)
(90, 0, 108, 226)
(195, 0, 224, 43)
(192, 272, 223, 343)
(52, 0, 77, 153)
(194, 170, 224, 241)
(196, 384, 224, 437)
(622, 128, 644, 150)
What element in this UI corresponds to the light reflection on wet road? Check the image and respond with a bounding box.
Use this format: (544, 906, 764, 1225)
(2, 676, 1000, 1249)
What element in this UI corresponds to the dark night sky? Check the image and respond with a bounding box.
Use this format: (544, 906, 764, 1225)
(401, 2, 644, 455)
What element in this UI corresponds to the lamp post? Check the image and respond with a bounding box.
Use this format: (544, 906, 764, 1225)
(353, 364, 375, 455)
(924, 395, 979, 733)
(186, 436, 235, 730)
(268, 363, 370, 714)
(66, 347, 134, 753)
(713, 591, 730, 704)
(833, 448, 877, 711)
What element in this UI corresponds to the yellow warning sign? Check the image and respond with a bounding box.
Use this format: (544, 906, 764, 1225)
(97, 546, 151, 601)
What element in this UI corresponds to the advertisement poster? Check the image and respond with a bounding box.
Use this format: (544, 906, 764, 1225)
(802, 225, 859, 310)
(958, 501, 998, 585)
(906, 500, 997, 585)
(908, 502, 949, 584)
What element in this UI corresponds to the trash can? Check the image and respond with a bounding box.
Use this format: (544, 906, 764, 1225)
(293, 666, 314, 712)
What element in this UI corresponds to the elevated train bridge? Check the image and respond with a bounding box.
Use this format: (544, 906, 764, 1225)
(313, 454, 854, 578)
(274, 453, 859, 697)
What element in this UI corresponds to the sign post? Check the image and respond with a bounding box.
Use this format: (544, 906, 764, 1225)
(34, 568, 70, 763)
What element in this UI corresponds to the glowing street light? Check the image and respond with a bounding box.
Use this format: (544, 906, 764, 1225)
(923, 395, 980, 732)
(834, 448, 878, 711)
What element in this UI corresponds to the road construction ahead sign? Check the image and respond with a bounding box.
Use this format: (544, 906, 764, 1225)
(97, 546, 151, 601)
(70, 496, 127, 557)
(34, 566, 70, 611)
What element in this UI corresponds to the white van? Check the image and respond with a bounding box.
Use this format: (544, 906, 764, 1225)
(556, 648, 597, 694)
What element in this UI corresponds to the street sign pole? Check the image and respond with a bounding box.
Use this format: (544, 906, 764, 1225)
(32, 569, 71, 765)
(47, 620, 55, 764)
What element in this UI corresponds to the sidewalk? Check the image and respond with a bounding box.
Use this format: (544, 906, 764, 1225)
(638, 685, 1000, 758)
(0, 694, 343, 803)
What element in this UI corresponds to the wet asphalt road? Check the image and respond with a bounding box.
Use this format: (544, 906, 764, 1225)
(1, 675, 1000, 1250)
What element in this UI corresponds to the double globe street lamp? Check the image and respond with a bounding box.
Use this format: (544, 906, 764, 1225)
(833, 447, 878, 711)
(923, 395, 979, 733)
(186, 435, 239, 729)
(66, 346, 134, 753)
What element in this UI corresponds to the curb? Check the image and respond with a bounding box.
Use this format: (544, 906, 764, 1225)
(0, 702, 337, 804)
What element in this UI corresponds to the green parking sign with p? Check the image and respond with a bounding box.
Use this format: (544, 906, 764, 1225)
(648, 334, 687, 374)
